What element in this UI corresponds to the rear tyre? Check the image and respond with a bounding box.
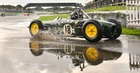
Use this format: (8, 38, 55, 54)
(107, 19, 122, 39)
(29, 20, 44, 36)
(82, 20, 103, 42)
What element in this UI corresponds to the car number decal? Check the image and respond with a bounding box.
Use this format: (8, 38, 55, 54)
(63, 24, 73, 36)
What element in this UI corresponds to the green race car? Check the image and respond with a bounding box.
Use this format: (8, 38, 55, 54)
(29, 9, 122, 42)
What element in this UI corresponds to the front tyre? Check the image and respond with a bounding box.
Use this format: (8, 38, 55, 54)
(82, 20, 103, 42)
(30, 41, 44, 56)
(107, 19, 122, 39)
(84, 47, 103, 65)
(29, 20, 44, 36)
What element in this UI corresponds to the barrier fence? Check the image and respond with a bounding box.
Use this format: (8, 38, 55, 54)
(126, 0, 140, 27)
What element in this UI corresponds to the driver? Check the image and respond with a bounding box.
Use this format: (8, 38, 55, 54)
(71, 11, 78, 20)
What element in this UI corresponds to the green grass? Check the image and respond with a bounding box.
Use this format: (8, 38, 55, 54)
(38, 14, 70, 21)
(84, 6, 126, 12)
(122, 27, 140, 35)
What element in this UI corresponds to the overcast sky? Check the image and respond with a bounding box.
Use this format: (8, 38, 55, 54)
(0, 0, 92, 6)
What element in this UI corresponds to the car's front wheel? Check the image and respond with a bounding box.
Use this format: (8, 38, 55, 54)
(30, 41, 44, 56)
(29, 20, 44, 36)
(82, 20, 104, 42)
(84, 47, 103, 65)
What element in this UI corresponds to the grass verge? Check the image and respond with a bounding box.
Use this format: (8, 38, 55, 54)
(122, 27, 140, 35)
(84, 6, 126, 12)
(38, 14, 69, 21)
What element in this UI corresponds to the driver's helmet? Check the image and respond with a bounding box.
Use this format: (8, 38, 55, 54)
(71, 11, 78, 20)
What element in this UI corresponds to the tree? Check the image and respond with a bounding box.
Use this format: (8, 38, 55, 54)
(3, 5, 15, 9)
(16, 4, 23, 9)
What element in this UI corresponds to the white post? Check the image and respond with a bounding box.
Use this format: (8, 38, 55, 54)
(139, 7, 140, 25)
(136, 7, 138, 24)
(126, 0, 129, 24)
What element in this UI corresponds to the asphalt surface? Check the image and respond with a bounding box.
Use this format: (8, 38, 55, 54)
(0, 16, 140, 73)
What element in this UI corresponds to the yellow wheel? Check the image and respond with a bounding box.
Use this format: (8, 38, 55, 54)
(86, 47, 98, 61)
(29, 20, 44, 36)
(31, 23, 39, 36)
(83, 20, 103, 42)
(30, 42, 39, 52)
(30, 41, 44, 56)
(85, 24, 97, 38)
(84, 47, 103, 65)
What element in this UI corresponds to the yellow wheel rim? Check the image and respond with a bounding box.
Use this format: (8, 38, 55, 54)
(31, 23, 39, 35)
(31, 42, 39, 53)
(85, 24, 97, 37)
(86, 47, 98, 61)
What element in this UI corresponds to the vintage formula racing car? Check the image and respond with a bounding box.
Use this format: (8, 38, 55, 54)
(29, 9, 122, 42)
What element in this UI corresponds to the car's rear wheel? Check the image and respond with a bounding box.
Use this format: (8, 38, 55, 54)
(82, 20, 103, 42)
(107, 19, 122, 39)
(29, 20, 44, 36)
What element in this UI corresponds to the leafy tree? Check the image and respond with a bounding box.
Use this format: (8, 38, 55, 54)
(16, 5, 23, 9)
(4, 5, 15, 9)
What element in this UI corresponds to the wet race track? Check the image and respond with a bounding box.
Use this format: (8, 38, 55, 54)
(0, 16, 140, 73)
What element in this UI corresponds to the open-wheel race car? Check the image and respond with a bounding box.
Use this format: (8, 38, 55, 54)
(29, 9, 122, 42)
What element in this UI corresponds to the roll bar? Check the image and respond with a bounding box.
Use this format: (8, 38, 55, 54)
(79, 9, 92, 19)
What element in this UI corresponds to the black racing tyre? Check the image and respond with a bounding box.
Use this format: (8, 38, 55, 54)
(29, 20, 44, 36)
(82, 20, 104, 42)
(107, 19, 122, 39)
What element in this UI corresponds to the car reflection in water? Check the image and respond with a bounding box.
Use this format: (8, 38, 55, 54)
(29, 38, 122, 71)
